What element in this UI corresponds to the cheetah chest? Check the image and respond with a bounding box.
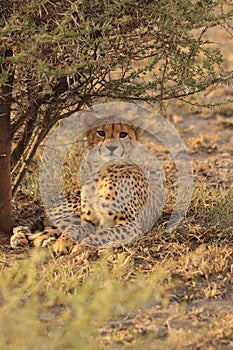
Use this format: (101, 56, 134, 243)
(80, 161, 148, 228)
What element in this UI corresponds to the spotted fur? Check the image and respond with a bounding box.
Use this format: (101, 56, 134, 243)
(11, 121, 164, 254)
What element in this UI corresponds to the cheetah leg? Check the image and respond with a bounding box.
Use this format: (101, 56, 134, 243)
(11, 220, 142, 252)
(73, 221, 142, 248)
(10, 217, 94, 253)
(50, 222, 94, 254)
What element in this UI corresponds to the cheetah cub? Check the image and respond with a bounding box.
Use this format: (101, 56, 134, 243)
(11, 117, 164, 253)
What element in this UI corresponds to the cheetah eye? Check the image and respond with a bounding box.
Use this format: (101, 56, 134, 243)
(119, 131, 128, 138)
(97, 130, 106, 137)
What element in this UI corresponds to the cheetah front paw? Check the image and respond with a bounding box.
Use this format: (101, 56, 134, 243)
(10, 226, 31, 249)
(52, 234, 76, 255)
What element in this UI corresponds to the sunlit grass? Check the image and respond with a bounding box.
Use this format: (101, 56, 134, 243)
(4, 176, 233, 348)
(0, 250, 172, 350)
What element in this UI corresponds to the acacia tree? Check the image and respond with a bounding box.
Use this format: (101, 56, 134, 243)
(0, 0, 232, 234)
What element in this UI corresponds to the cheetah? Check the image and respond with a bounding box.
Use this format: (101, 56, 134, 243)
(11, 115, 165, 254)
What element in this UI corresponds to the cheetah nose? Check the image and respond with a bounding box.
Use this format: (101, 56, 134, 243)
(106, 145, 118, 153)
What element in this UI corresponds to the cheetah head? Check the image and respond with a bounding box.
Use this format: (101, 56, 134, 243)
(85, 122, 141, 160)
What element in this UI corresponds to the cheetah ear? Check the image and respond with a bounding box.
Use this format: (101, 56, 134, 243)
(133, 125, 143, 139)
(127, 116, 143, 139)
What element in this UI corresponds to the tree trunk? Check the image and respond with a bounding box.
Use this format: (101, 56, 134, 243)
(0, 48, 14, 234)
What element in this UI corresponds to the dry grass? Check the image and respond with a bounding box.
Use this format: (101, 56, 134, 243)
(1, 22, 233, 350)
(1, 138, 232, 349)
(0, 201, 232, 349)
